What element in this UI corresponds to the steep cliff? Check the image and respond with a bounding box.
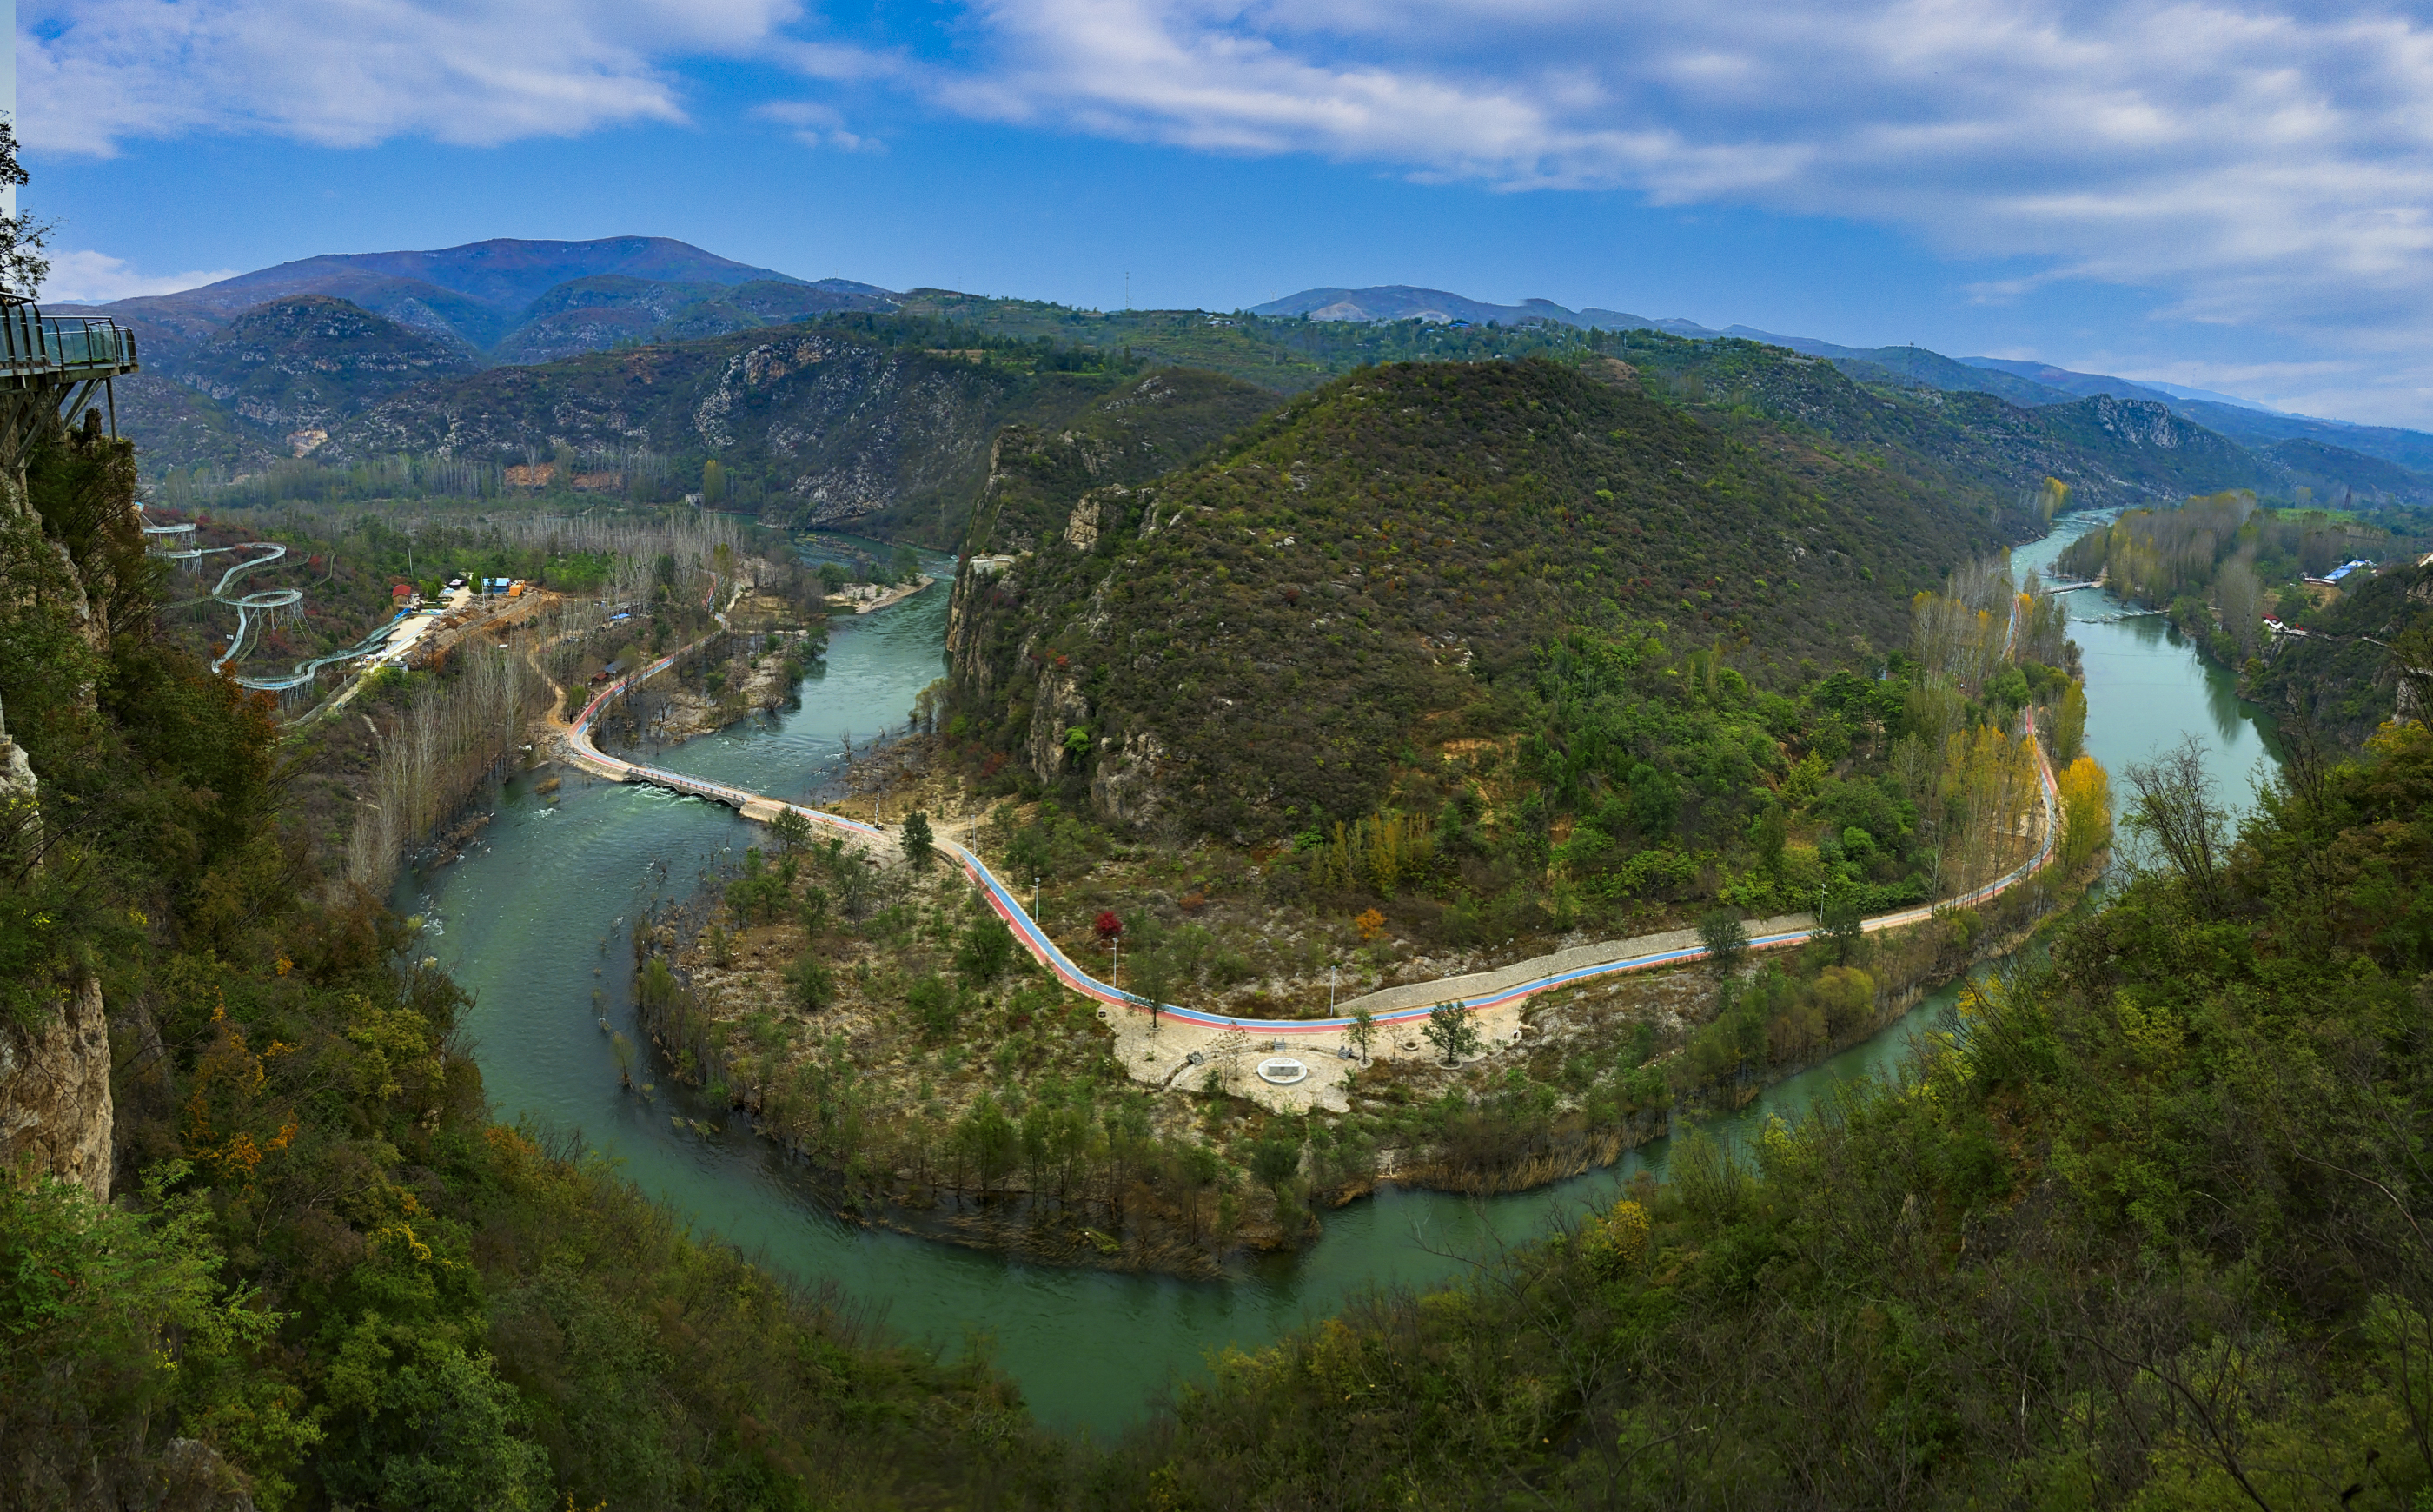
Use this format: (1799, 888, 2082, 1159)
(0, 414, 146, 1201)
(0, 977, 111, 1201)
(0, 692, 108, 1200)
(945, 368, 1282, 744)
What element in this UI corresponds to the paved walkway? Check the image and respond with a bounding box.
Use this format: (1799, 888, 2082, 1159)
(1329, 915, 1815, 1019)
(567, 613, 2062, 1041)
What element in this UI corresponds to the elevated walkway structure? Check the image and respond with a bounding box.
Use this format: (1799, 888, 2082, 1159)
(0, 297, 140, 478)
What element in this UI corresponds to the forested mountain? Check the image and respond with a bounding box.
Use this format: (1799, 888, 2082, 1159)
(1259, 282, 2433, 483)
(58, 242, 2433, 507)
(56, 237, 901, 468)
(70, 235, 2376, 514)
(320, 322, 1270, 540)
(945, 354, 2022, 837)
(184, 296, 481, 436)
(146, 298, 2317, 557)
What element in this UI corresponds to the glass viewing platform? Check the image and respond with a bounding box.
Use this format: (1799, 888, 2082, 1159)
(0, 299, 140, 391)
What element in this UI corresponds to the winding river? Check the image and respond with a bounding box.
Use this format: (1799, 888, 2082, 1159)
(403, 514, 2277, 1436)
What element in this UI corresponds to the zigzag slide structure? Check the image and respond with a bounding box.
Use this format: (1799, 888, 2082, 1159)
(140, 511, 415, 693)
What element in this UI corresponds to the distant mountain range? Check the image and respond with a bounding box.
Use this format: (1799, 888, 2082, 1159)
(1249, 284, 2433, 481)
(50, 243, 2433, 518)
(61, 236, 899, 361)
(52, 236, 909, 466)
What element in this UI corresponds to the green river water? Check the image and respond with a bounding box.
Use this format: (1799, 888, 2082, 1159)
(401, 514, 2277, 1436)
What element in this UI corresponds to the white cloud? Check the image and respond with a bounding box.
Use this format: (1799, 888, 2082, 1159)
(21, 0, 809, 155)
(29, 0, 2433, 421)
(43, 249, 240, 304)
(920, 0, 2433, 361)
(752, 100, 883, 151)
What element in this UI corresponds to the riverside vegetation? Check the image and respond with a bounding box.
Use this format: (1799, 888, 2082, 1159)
(1081, 718, 2433, 1510)
(2055, 488, 2433, 747)
(19, 384, 2433, 1502)
(624, 357, 2113, 1275)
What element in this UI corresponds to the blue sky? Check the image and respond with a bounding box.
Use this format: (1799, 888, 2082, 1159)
(23, 0, 2433, 428)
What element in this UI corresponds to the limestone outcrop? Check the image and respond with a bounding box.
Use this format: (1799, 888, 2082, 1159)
(0, 975, 113, 1202)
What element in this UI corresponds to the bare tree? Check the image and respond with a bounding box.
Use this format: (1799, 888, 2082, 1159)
(347, 644, 537, 891)
(2122, 736, 2229, 910)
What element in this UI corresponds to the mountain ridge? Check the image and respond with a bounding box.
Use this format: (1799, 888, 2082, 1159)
(52, 235, 900, 377)
(1250, 282, 2433, 481)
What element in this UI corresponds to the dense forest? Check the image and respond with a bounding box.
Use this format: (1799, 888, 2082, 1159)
(945, 355, 2025, 839)
(1084, 719, 2433, 1509)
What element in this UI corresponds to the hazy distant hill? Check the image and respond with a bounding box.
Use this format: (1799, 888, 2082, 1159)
(1748, 336, 2080, 408)
(52, 236, 903, 466)
(72, 236, 848, 350)
(2264, 437, 2433, 504)
(1252, 282, 2433, 487)
(1250, 285, 1717, 336)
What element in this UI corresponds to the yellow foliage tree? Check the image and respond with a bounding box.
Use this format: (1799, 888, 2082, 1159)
(2058, 755, 2113, 872)
(1584, 1198, 1652, 1278)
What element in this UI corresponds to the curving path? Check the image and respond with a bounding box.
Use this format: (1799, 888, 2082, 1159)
(563, 609, 2065, 1037)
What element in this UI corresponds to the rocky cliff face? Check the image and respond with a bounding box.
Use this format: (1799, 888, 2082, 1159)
(0, 417, 143, 1201)
(0, 977, 113, 1201)
(943, 370, 1282, 784)
(0, 683, 111, 1206)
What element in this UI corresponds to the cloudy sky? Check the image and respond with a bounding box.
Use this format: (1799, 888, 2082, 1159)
(23, 0, 2433, 427)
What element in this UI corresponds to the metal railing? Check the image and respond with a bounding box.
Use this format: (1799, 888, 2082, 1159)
(0, 302, 139, 386)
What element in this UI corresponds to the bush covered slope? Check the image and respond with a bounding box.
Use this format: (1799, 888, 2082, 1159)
(947, 355, 2019, 837)
(1094, 722, 2433, 1509)
(320, 321, 1253, 542)
(2251, 559, 2433, 746)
